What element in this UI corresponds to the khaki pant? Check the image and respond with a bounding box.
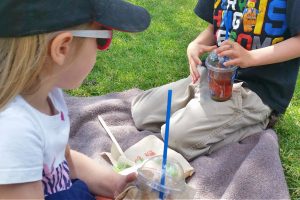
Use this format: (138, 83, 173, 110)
(131, 67, 271, 160)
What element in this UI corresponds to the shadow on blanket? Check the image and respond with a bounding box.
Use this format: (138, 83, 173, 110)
(66, 89, 289, 199)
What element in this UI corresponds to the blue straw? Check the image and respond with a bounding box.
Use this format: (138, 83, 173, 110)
(159, 90, 172, 200)
(223, 10, 231, 65)
(225, 10, 230, 40)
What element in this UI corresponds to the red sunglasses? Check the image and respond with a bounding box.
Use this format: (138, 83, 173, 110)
(69, 30, 112, 50)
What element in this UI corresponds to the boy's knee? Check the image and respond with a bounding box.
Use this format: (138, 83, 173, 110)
(161, 123, 191, 158)
(161, 123, 210, 160)
(161, 123, 181, 146)
(131, 102, 144, 130)
(131, 99, 162, 132)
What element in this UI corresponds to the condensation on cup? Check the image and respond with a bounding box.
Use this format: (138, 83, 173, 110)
(205, 51, 237, 102)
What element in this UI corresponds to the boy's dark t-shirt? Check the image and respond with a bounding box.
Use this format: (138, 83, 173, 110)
(194, 0, 300, 114)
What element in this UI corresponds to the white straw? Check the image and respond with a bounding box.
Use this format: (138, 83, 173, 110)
(97, 115, 126, 157)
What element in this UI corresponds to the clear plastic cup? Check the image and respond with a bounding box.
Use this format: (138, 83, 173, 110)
(205, 51, 237, 102)
(134, 155, 194, 199)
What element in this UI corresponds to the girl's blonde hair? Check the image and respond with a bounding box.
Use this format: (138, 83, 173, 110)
(0, 35, 48, 109)
(0, 23, 90, 110)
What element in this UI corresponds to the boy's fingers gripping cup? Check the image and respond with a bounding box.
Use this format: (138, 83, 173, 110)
(205, 51, 237, 102)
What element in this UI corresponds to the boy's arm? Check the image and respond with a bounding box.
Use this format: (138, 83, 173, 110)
(187, 24, 217, 83)
(65, 145, 135, 198)
(0, 181, 43, 199)
(189, 24, 216, 46)
(216, 34, 300, 68)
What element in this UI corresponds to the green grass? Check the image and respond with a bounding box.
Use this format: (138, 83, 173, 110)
(275, 76, 300, 199)
(68, 0, 300, 198)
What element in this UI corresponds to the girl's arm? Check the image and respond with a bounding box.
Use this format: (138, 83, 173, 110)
(0, 181, 43, 199)
(65, 145, 135, 198)
(216, 34, 300, 68)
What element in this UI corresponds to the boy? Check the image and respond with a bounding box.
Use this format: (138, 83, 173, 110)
(132, 0, 300, 160)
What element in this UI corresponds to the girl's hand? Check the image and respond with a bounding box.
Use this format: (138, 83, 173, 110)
(187, 41, 217, 83)
(215, 40, 253, 68)
(114, 172, 137, 198)
(96, 172, 136, 200)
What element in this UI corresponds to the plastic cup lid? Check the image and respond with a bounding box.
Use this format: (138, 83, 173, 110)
(136, 155, 186, 193)
(205, 51, 237, 72)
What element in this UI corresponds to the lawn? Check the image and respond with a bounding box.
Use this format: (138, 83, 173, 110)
(69, 0, 300, 198)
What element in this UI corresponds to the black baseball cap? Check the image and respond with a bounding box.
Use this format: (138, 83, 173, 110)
(0, 0, 151, 37)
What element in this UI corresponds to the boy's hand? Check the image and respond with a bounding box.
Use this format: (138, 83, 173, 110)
(187, 41, 217, 83)
(216, 40, 253, 68)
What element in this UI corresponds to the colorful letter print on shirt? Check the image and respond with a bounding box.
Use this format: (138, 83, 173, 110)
(213, 0, 287, 49)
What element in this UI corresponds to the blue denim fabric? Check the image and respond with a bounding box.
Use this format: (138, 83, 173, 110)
(45, 179, 96, 200)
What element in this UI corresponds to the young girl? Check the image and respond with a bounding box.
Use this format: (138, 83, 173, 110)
(0, 0, 150, 199)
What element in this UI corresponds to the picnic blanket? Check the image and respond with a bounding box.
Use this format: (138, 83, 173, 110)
(66, 88, 290, 199)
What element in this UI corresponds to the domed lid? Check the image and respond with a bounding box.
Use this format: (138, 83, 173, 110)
(205, 51, 237, 72)
(136, 155, 185, 193)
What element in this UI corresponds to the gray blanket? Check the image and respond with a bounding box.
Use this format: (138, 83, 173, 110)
(66, 88, 290, 199)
